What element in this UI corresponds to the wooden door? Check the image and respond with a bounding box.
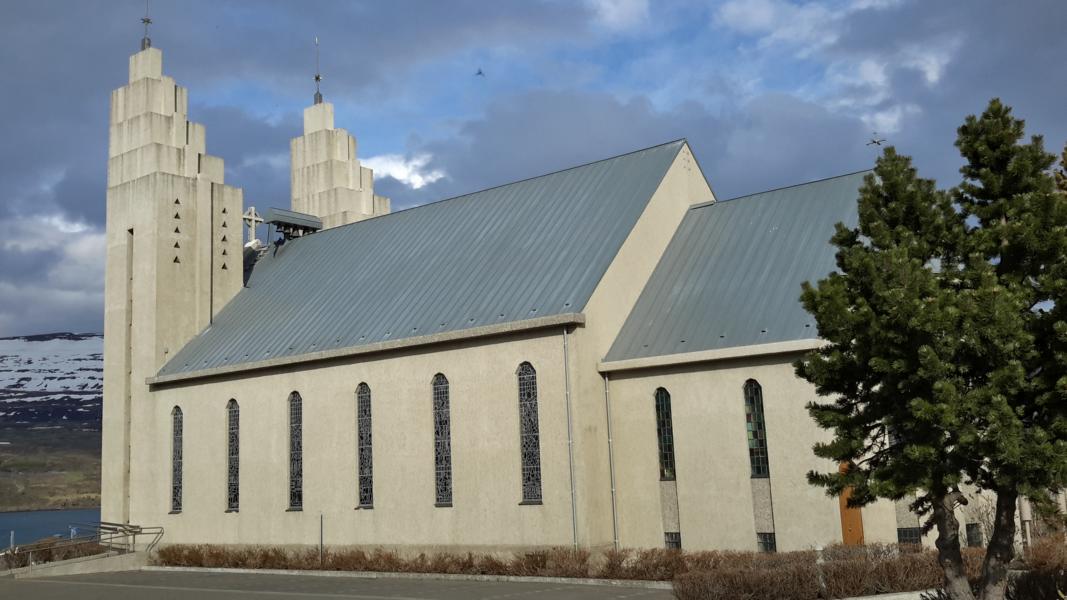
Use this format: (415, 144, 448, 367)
(839, 463, 865, 545)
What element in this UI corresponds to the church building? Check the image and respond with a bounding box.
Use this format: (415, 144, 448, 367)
(102, 40, 925, 554)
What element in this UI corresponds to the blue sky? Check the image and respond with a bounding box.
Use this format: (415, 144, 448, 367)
(1, 0, 1065, 335)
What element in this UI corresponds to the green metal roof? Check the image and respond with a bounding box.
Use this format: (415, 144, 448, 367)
(158, 140, 686, 378)
(604, 171, 868, 362)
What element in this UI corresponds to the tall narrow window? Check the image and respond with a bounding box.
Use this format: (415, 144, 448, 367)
(757, 532, 777, 553)
(288, 392, 303, 510)
(356, 383, 373, 508)
(664, 532, 682, 550)
(654, 388, 676, 480)
(226, 399, 239, 512)
(744, 380, 770, 478)
(432, 374, 452, 506)
(517, 362, 542, 503)
(171, 406, 183, 513)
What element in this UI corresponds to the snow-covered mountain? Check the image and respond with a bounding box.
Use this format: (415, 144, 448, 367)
(0, 333, 102, 428)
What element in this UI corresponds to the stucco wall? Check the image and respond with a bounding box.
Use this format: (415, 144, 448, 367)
(137, 329, 577, 550)
(606, 354, 898, 552)
(568, 143, 715, 550)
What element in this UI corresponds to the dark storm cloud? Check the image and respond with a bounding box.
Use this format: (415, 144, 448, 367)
(1, 0, 1066, 336)
(383, 89, 870, 209)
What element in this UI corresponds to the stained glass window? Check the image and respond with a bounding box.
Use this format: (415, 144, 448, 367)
(226, 399, 239, 511)
(744, 380, 770, 478)
(757, 532, 777, 553)
(432, 374, 452, 506)
(664, 531, 682, 549)
(655, 388, 676, 480)
(288, 392, 303, 510)
(357, 383, 373, 508)
(171, 406, 183, 513)
(517, 363, 542, 503)
(897, 527, 922, 545)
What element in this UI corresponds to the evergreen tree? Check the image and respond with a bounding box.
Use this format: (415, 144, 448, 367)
(795, 148, 980, 598)
(954, 101, 1067, 600)
(797, 100, 1067, 600)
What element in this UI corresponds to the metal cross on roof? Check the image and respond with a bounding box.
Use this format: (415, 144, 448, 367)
(140, 0, 153, 50)
(313, 36, 323, 105)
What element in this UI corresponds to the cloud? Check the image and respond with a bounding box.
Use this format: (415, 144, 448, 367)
(363, 154, 446, 190)
(0, 214, 105, 336)
(1, 0, 1066, 337)
(584, 0, 650, 30)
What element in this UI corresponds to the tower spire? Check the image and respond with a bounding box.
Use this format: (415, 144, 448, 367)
(313, 36, 323, 105)
(140, 0, 152, 50)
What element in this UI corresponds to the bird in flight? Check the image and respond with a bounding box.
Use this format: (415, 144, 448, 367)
(475, 68, 486, 77)
(866, 132, 887, 146)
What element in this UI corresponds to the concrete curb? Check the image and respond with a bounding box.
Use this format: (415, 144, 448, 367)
(142, 565, 674, 589)
(842, 592, 933, 600)
(143, 566, 936, 598)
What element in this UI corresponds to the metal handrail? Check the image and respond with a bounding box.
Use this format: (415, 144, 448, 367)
(1, 521, 163, 572)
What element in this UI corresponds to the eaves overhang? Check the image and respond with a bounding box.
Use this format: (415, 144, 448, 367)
(598, 338, 825, 374)
(149, 312, 585, 387)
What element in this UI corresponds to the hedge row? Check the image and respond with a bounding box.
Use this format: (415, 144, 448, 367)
(155, 542, 989, 598)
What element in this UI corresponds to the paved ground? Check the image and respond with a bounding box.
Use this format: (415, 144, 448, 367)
(0, 570, 675, 599)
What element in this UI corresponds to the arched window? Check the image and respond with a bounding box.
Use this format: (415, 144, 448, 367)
(356, 383, 373, 508)
(288, 392, 303, 510)
(432, 374, 452, 506)
(517, 362, 542, 503)
(226, 399, 239, 512)
(654, 388, 676, 480)
(744, 380, 770, 478)
(171, 406, 183, 513)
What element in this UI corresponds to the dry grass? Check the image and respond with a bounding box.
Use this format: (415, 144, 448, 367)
(154, 541, 985, 599)
(1023, 534, 1067, 573)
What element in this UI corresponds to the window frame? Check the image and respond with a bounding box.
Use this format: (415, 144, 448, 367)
(654, 387, 676, 481)
(287, 392, 303, 511)
(226, 399, 239, 512)
(170, 406, 183, 514)
(664, 531, 682, 550)
(356, 383, 373, 509)
(756, 532, 777, 553)
(744, 379, 771, 478)
(517, 362, 542, 505)
(432, 374, 453, 507)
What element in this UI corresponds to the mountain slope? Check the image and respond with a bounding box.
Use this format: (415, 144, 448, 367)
(0, 333, 102, 428)
(0, 333, 102, 511)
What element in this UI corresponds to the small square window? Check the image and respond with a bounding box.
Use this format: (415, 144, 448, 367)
(897, 527, 922, 545)
(966, 523, 984, 548)
(664, 531, 681, 550)
(757, 532, 777, 553)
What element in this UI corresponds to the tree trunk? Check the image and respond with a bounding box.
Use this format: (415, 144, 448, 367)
(934, 490, 976, 600)
(977, 490, 1018, 600)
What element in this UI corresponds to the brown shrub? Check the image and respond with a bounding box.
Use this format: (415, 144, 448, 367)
(475, 553, 510, 575)
(1025, 534, 1067, 573)
(508, 549, 549, 576)
(251, 546, 291, 570)
(597, 548, 634, 579)
(674, 563, 822, 600)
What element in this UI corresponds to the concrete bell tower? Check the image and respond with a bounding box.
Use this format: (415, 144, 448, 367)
(101, 36, 243, 524)
(289, 40, 389, 229)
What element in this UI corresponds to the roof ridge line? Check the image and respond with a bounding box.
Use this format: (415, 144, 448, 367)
(302, 139, 688, 236)
(701, 169, 873, 208)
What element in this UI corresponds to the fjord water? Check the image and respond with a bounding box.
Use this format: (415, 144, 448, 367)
(0, 508, 100, 546)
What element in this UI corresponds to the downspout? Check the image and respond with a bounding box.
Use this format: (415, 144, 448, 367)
(603, 373, 620, 551)
(563, 327, 579, 550)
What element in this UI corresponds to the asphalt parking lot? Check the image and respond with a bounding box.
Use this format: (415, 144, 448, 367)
(0, 569, 675, 599)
